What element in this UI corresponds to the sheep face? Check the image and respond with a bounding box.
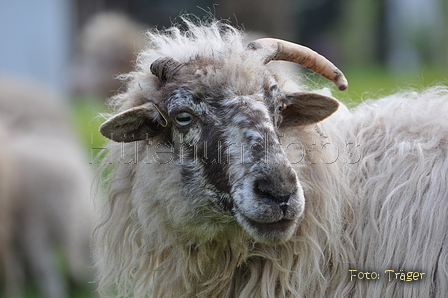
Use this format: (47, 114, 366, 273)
(100, 58, 339, 244)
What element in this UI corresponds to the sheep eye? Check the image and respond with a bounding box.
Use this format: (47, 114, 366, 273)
(278, 102, 287, 112)
(174, 112, 193, 126)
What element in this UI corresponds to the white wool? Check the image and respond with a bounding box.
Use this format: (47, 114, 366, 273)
(335, 87, 448, 297)
(94, 18, 448, 297)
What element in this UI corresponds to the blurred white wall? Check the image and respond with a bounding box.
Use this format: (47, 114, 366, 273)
(0, 0, 72, 94)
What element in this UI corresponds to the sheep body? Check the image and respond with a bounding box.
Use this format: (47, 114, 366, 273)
(0, 124, 14, 288)
(93, 19, 448, 297)
(71, 12, 146, 99)
(0, 77, 95, 298)
(334, 89, 448, 297)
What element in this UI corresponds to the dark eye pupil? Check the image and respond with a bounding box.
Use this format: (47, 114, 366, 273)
(178, 115, 191, 121)
(174, 112, 193, 126)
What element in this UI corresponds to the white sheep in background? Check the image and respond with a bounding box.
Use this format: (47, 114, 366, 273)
(71, 12, 146, 99)
(0, 77, 96, 298)
(93, 17, 448, 298)
(0, 124, 14, 290)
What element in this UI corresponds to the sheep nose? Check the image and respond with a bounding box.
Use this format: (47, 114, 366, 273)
(254, 179, 295, 213)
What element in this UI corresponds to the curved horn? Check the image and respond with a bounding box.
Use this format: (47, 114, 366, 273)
(150, 57, 183, 82)
(247, 38, 348, 91)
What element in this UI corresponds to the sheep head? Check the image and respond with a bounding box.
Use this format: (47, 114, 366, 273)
(99, 37, 344, 245)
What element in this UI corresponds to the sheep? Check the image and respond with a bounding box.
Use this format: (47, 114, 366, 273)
(0, 77, 96, 298)
(0, 123, 15, 291)
(93, 17, 448, 298)
(71, 12, 146, 99)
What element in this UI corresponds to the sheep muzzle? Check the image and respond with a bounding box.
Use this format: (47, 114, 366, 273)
(231, 161, 305, 244)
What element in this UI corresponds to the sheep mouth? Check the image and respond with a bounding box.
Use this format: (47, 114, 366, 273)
(245, 217, 294, 231)
(235, 212, 298, 244)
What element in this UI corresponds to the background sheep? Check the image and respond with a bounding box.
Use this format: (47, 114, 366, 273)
(93, 18, 448, 297)
(71, 12, 146, 100)
(0, 77, 96, 298)
(0, 124, 14, 291)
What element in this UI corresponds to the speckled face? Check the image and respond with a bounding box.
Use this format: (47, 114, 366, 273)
(100, 56, 339, 244)
(164, 82, 305, 244)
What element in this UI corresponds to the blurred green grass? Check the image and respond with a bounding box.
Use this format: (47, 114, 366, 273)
(70, 98, 108, 164)
(335, 66, 448, 106)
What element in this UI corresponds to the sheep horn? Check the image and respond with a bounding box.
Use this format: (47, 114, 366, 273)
(150, 57, 183, 81)
(247, 38, 348, 91)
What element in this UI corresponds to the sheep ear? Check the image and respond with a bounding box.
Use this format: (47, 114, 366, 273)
(99, 103, 167, 142)
(280, 92, 339, 127)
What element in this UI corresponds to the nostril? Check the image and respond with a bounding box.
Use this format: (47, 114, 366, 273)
(278, 202, 289, 214)
(254, 179, 292, 205)
(275, 195, 290, 204)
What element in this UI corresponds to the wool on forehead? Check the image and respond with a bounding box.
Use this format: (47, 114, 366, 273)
(110, 17, 271, 113)
(143, 17, 246, 63)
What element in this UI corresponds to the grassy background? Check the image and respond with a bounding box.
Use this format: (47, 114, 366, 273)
(71, 99, 108, 153)
(305, 66, 448, 106)
(343, 66, 448, 103)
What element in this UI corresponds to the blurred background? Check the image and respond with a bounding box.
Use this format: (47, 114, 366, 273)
(0, 0, 447, 297)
